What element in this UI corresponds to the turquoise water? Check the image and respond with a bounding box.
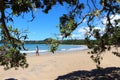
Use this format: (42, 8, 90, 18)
(0, 44, 88, 54)
(21, 44, 88, 53)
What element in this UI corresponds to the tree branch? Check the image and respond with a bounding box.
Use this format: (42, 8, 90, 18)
(1, 1, 11, 40)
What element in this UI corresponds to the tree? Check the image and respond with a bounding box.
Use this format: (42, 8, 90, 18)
(0, 0, 120, 69)
(59, 0, 120, 68)
(0, 0, 77, 70)
(44, 38, 59, 53)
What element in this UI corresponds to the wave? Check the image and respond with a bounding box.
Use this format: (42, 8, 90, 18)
(60, 46, 88, 51)
(20, 45, 88, 54)
(20, 50, 48, 54)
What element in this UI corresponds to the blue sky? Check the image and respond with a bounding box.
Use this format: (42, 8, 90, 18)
(6, 0, 92, 40)
(9, 0, 106, 40)
(12, 4, 87, 40)
(11, 4, 70, 40)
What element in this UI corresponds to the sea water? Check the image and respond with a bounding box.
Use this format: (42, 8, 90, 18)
(0, 44, 88, 54)
(21, 44, 88, 54)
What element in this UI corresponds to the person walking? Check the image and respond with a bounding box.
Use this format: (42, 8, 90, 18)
(36, 46, 39, 56)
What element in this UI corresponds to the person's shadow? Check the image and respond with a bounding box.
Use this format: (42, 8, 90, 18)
(55, 67, 120, 80)
(5, 78, 17, 80)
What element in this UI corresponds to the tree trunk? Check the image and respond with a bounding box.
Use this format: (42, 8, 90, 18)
(1, 0, 11, 40)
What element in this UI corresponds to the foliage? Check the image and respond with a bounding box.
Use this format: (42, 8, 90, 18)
(0, 25, 28, 70)
(0, 0, 120, 69)
(0, 47, 28, 70)
(44, 38, 59, 53)
(59, 14, 77, 38)
(59, 0, 120, 68)
(21, 39, 86, 45)
(59, 1, 84, 38)
(0, 0, 77, 69)
(25, 40, 46, 44)
(85, 19, 120, 68)
(60, 39, 86, 45)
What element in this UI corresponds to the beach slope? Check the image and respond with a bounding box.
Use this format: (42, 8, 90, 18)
(0, 48, 120, 80)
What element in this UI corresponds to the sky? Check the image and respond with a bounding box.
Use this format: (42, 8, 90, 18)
(7, 1, 120, 40)
(7, 0, 94, 41)
(11, 4, 70, 40)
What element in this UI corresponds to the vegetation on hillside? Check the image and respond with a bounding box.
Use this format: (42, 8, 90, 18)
(24, 39, 86, 45)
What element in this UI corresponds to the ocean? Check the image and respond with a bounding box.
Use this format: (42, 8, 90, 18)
(0, 44, 88, 54)
(21, 44, 88, 54)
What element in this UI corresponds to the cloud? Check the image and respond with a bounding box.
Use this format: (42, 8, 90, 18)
(101, 14, 120, 25)
(83, 19, 87, 23)
(71, 34, 85, 39)
(57, 35, 63, 39)
(58, 14, 120, 40)
(71, 24, 106, 39)
(78, 26, 89, 33)
(70, 26, 89, 39)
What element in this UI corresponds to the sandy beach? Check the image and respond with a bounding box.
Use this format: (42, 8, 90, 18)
(0, 48, 120, 80)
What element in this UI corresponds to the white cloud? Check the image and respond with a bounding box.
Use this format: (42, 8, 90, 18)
(83, 19, 87, 23)
(71, 24, 106, 39)
(58, 14, 120, 40)
(70, 26, 89, 39)
(71, 34, 85, 39)
(57, 35, 63, 39)
(77, 26, 90, 33)
(101, 14, 120, 25)
(78, 26, 89, 33)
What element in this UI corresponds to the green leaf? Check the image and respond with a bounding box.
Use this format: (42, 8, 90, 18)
(94, 10, 100, 17)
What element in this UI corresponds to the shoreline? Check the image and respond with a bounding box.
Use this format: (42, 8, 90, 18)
(25, 48, 89, 57)
(0, 48, 120, 80)
(21, 45, 88, 54)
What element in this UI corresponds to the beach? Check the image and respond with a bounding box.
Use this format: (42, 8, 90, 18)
(0, 48, 120, 80)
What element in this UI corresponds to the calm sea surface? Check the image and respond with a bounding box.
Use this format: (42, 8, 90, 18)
(21, 44, 88, 54)
(0, 44, 88, 54)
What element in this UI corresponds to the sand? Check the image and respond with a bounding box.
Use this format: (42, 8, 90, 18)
(0, 47, 120, 80)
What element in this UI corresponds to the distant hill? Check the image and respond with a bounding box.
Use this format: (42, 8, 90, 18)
(0, 39, 96, 45)
(24, 39, 87, 45)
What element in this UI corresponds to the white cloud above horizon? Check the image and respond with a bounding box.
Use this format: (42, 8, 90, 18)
(72, 14, 120, 39)
(101, 14, 120, 26)
(57, 14, 120, 40)
(70, 26, 89, 39)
